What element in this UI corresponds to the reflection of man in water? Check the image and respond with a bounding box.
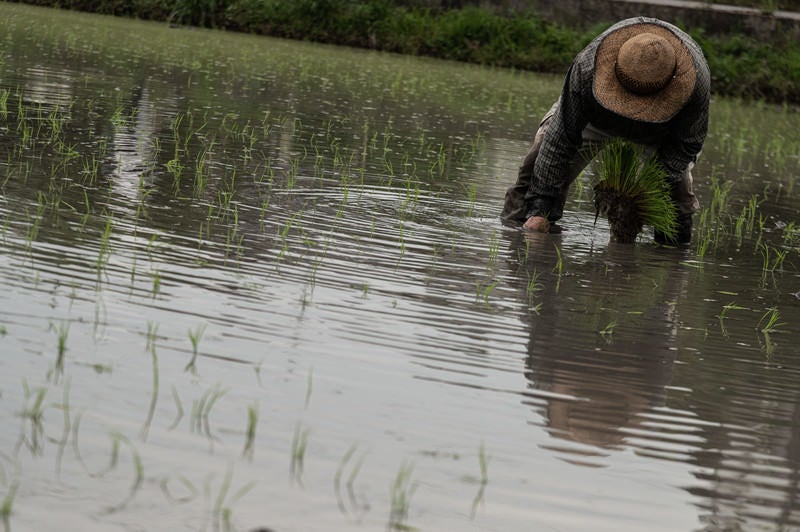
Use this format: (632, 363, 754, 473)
(502, 17, 709, 245)
(508, 232, 685, 451)
(507, 234, 800, 526)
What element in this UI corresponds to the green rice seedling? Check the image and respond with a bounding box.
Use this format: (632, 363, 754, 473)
(145, 321, 158, 352)
(525, 269, 543, 313)
(346, 451, 367, 511)
(553, 243, 564, 293)
(516, 237, 532, 265)
(193, 143, 214, 197)
(758, 242, 787, 288)
(275, 212, 302, 265)
(181, 110, 208, 151)
(694, 224, 711, 261)
(217, 190, 234, 217)
(593, 140, 677, 243)
(24, 194, 46, 246)
(572, 174, 586, 202)
(71, 411, 86, 471)
(384, 158, 395, 187)
(145, 232, 160, 260)
(488, 232, 499, 266)
(761, 328, 777, 359)
(742, 195, 761, 237)
(208, 465, 256, 532)
(141, 321, 160, 442)
(151, 270, 161, 299)
(55, 378, 72, 478)
(290, 422, 310, 486)
(190, 385, 228, 442)
(168, 385, 184, 431)
(475, 278, 498, 304)
(96, 214, 113, 280)
(466, 183, 478, 218)
(305, 368, 313, 409)
(18, 381, 47, 455)
(103, 431, 144, 514)
(49, 321, 70, 382)
(553, 244, 563, 276)
(166, 153, 184, 192)
(223, 228, 243, 261)
(334, 444, 358, 514)
(759, 242, 787, 272)
(598, 320, 616, 343)
(1, 482, 18, 527)
(253, 358, 265, 387)
(0, 88, 9, 120)
(285, 157, 299, 190)
(109, 97, 128, 130)
(2, 164, 15, 191)
(242, 401, 258, 460)
(18, 115, 33, 148)
(782, 221, 800, 248)
(160, 475, 198, 504)
(477, 442, 489, 484)
(430, 142, 449, 177)
(128, 254, 138, 295)
(47, 107, 68, 145)
(334, 444, 369, 517)
(185, 323, 207, 374)
(260, 110, 273, 139)
(306, 255, 322, 296)
(718, 302, 747, 336)
(336, 184, 349, 220)
(758, 307, 783, 334)
(697, 177, 732, 251)
(388, 460, 417, 531)
(471, 442, 490, 518)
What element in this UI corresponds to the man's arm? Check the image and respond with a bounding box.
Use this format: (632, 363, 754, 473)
(526, 60, 591, 223)
(657, 47, 711, 186)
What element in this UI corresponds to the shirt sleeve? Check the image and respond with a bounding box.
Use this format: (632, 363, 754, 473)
(526, 59, 591, 221)
(657, 42, 711, 187)
(656, 87, 709, 186)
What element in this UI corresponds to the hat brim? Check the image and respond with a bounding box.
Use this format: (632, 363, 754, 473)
(593, 23, 696, 123)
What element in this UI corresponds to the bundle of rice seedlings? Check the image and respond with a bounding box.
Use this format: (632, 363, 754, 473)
(593, 140, 677, 244)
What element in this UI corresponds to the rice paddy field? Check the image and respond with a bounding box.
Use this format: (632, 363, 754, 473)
(2, 3, 800, 531)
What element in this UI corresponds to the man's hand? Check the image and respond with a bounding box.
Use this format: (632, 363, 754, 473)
(523, 216, 550, 233)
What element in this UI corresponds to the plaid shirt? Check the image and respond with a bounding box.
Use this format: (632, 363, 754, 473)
(528, 17, 711, 221)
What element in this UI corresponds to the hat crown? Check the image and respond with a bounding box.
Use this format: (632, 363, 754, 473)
(614, 33, 677, 95)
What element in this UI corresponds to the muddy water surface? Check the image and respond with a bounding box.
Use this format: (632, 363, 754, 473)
(2, 4, 800, 531)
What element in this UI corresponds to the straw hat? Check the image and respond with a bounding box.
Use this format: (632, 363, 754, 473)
(594, 23, 696, 123)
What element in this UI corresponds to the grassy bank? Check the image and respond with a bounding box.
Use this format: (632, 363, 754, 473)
(8, 0, 800, 104)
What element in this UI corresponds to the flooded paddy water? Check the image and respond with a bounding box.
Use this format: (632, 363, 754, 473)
(2, 3, 800, 531)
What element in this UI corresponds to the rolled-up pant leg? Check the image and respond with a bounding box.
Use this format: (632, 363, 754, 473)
(676, 161, 700, 215)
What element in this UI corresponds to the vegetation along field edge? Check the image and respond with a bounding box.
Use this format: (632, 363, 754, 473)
(7, 0, 800, 104)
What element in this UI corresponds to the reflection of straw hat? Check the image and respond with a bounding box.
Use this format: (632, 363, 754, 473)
(594, 23, 696, 123)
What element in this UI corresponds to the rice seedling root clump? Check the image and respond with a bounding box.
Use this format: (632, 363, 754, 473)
(593, 140, 677, 244)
